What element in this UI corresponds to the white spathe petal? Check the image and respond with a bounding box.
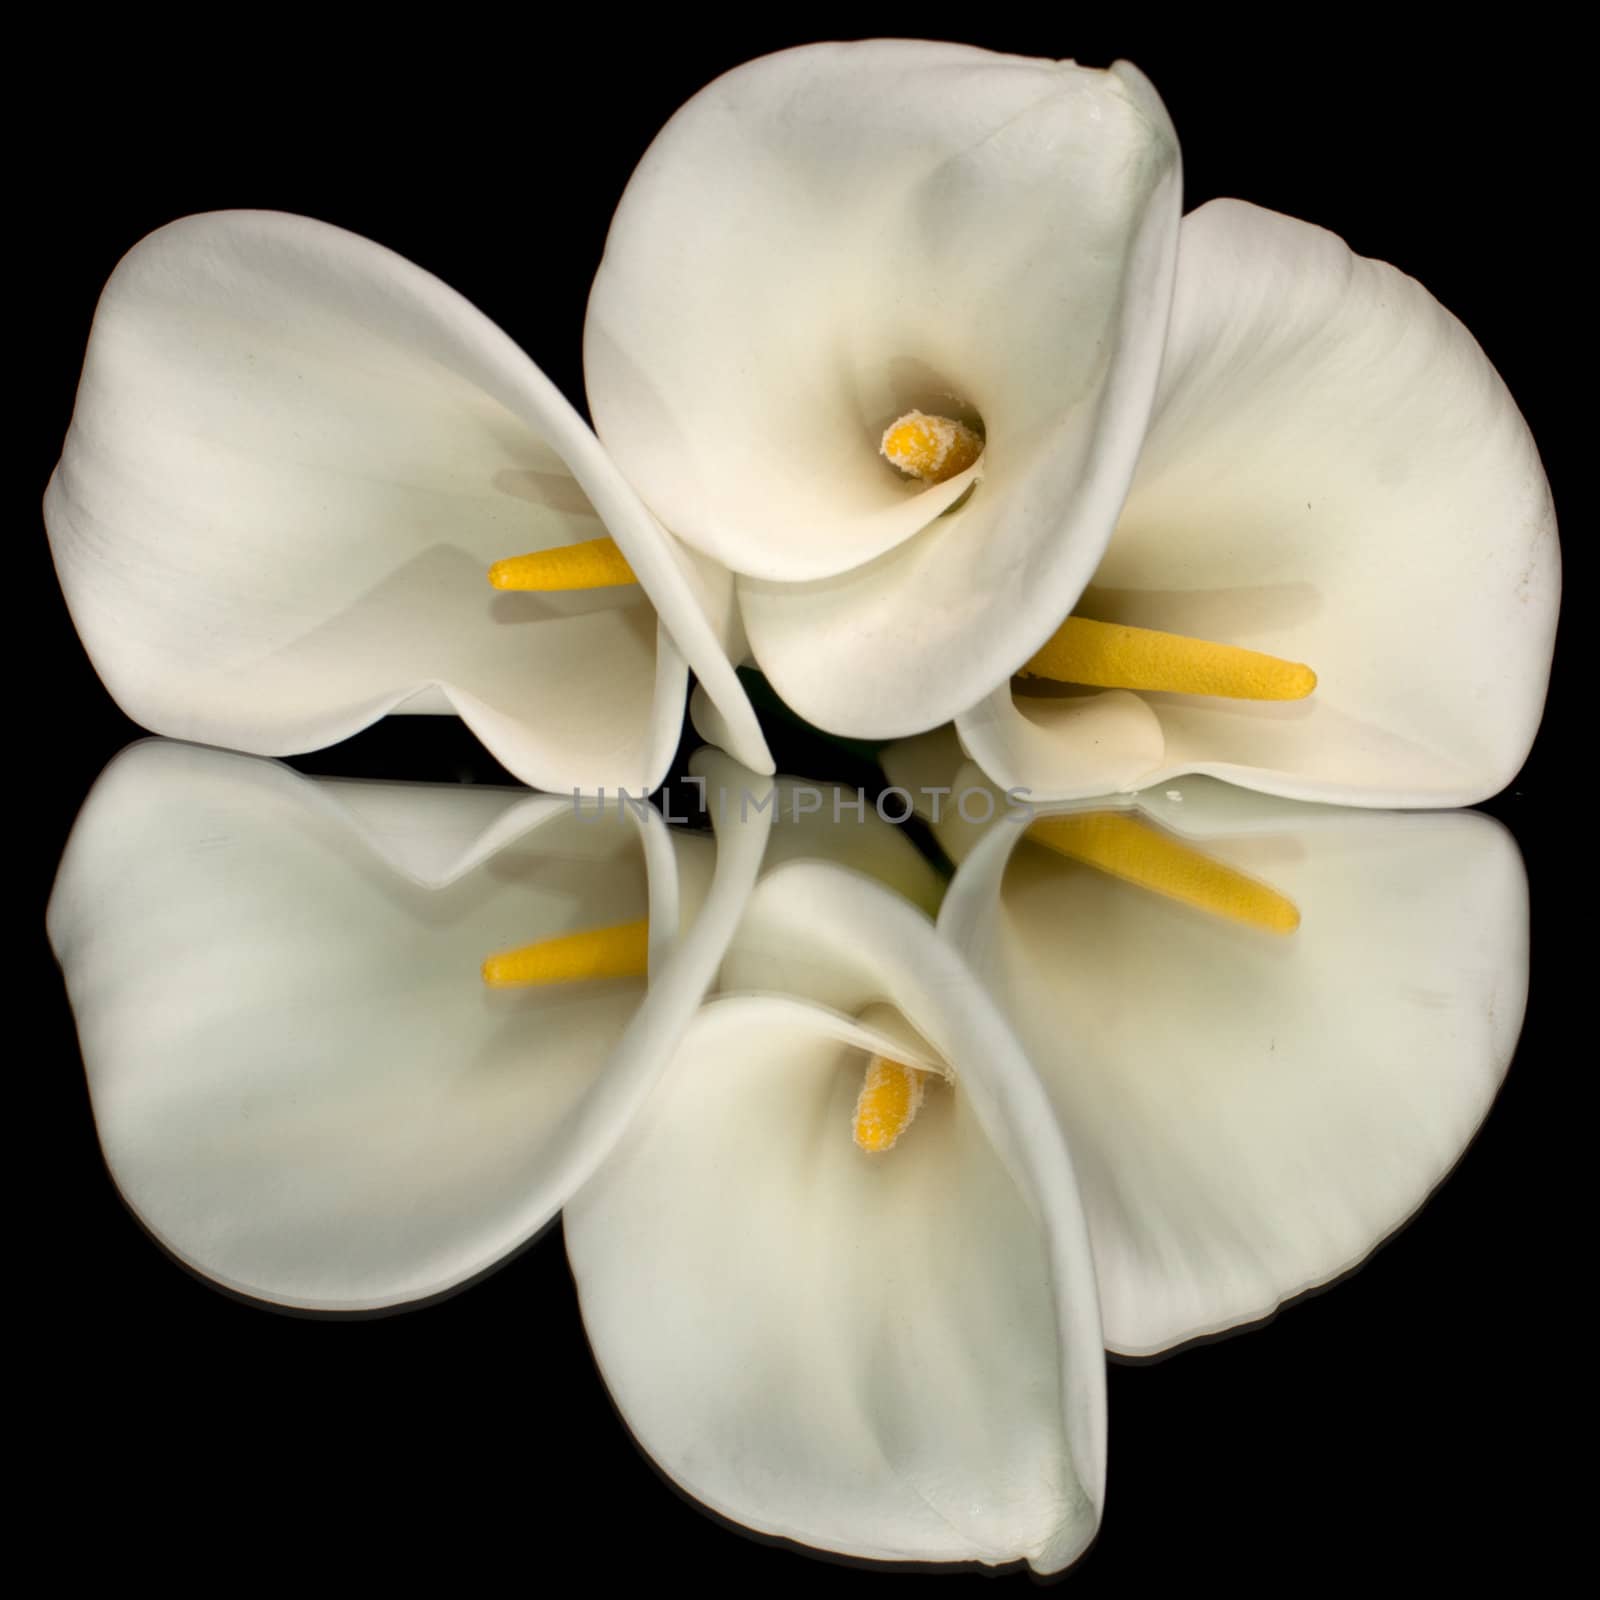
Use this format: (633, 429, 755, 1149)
(688, 681, 740, 761)
(45, 210, 769, 790)
(632, 539, 774, 778)
(590, 41, 1180, 735)
(941, 779, 1529, 1354)
(989, 198, 1557, 807)
(957, 685, 1166, 803)
(46, 740, 750, 1312)
(569, 862, 1105, 1572)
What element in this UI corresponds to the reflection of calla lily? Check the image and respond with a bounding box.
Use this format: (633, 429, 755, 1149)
(935, 776, 1529, 1355)
(567, 860, 1107, 1572)
(956, 200, 1559, 807)
(580, 39, 1182, 737)
(44, 211, 772, 793)
(47, 740, 768, 1310)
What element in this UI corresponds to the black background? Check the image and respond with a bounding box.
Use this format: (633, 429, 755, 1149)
(24, 20, 1577, 1588)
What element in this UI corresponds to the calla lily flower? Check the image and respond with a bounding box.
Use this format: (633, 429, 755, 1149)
(955, 199, 1559, 807)
(932, 774, 1529, 1355)
(566, 858, 1107, 1572)
(47, 739, 769, 1310)
(582, 39, 1183, 738)
(44, 211, 772, 793)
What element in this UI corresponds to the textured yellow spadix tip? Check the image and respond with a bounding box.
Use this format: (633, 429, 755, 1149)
(1019, 616, 1316, 701)
(880, 411, 984, 485)
(1030, 812, 1301, 935)
(488, 537, 638, 592)
(852, 1056, 930, 1154)
(481, 917, 650, 987)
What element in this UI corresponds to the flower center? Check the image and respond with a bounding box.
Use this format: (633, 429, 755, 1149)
(1029, 812, 1300, 934)
(852, 1055, 931, 1153)
(878, 411, 984, 485)
(485, 410, 986, 594)
(481, 917, 649, 986)
(1018, 617, 1316, 702)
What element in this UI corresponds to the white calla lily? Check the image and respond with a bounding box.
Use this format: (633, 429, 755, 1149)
(45, 211, 772, 792)
(47, 740, 769, 1311)
(585, 39, 1182, 737)
(567, 860, 1105, 1573)
(936, 776, 1529, 1355)
(957, 199, 1559, 807)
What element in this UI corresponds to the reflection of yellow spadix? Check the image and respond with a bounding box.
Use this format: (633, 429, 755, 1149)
(481, 918, 650, 986)
(1029, 812, 1300, 935)
(852, 1056, 931, 1153)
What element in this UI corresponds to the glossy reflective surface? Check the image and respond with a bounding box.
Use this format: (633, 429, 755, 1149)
(30, 24, 1573, 1591)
